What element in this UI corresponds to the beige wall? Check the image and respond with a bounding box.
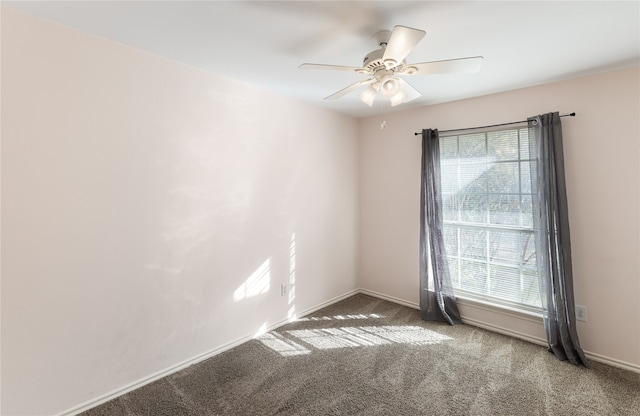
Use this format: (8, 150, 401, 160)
(1, 8, 359, 415)
(3, 5, 640, 416)
(359, 66, 640, 370)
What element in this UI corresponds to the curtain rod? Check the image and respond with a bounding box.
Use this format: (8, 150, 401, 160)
(413, 112, 576, 136)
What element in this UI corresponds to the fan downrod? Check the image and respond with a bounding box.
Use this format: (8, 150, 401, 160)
(372, 30, 391, 47)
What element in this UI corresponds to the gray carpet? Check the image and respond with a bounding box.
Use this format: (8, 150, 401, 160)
(81, 294, 640, 415)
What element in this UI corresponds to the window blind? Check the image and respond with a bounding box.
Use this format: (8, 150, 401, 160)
(440, 126, 541, 312)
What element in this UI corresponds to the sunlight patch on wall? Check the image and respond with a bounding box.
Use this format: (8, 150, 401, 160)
(257, 332, 310, 356)
(286, 326, 452, 350)
(254, 322, 268, 338)
(287, 305, 297, 321)
(288, 233, 296, 318)
(233, 259, 271, 302)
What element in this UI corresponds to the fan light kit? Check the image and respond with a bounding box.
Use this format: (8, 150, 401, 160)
(299, 25, 483, 107)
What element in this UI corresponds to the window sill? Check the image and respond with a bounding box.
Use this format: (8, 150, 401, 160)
(455, 295, 543, 324)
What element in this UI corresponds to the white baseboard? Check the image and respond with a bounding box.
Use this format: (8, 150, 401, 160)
(460, 316, 548, 347)
(584, 350, 640, 374)
(356, 288, 546, 346)
(357, 288, 640, 374)
(60, 287, 639, 415)
(357, 288, 420, 310)
(59, 335, 248, 415)
(59, 289, 360, 416)
(293, 289, 362, 318)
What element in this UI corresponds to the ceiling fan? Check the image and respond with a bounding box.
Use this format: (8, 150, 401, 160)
(299, 25, 483, 107)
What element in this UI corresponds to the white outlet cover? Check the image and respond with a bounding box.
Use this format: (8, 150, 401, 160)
(575, 305, 587, 322)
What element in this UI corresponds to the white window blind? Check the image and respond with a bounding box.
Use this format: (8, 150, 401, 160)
(439, 126, 541, 312)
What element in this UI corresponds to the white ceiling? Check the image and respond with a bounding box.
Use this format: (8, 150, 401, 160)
(5, 1, 640, 118)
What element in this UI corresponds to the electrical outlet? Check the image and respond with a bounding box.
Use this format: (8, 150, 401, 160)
(575, 305, 587, 322)
(280, 284, 287, 297)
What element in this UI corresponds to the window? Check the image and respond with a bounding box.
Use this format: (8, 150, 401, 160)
(439, 126, 541, 313)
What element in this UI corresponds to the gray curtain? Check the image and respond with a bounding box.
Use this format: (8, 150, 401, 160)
(420, 129, 462, 325)
(528, 113, 589, 367)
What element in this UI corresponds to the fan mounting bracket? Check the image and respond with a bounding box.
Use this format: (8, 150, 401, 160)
(372, 30, 392, 47)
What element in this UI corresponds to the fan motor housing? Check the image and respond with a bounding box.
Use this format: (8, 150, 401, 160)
(362, 49, 386, 72)
(363, 48, 407, 74)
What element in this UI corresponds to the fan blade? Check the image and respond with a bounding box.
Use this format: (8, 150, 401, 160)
(397, 78, 421, 103)
(382, 25, 426, 68)
(325, 78, 376, 100)
(299, 63, 367, 73)
(409, 56, 484, 75)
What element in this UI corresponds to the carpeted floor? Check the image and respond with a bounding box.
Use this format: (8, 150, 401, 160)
(81, 294, 640, 415)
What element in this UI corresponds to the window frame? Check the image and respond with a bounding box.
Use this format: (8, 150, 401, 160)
(439, 125, 542, 315)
